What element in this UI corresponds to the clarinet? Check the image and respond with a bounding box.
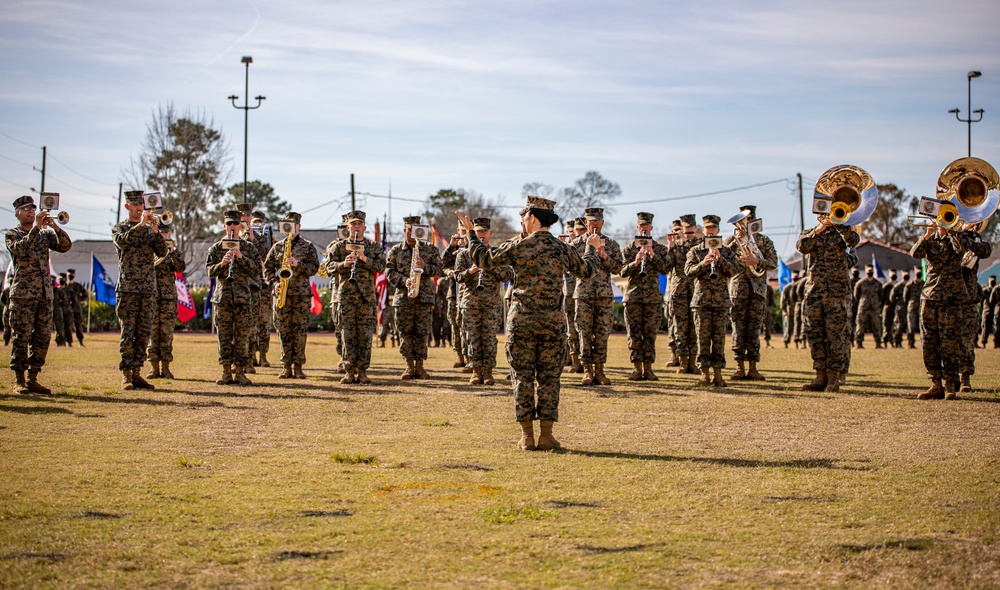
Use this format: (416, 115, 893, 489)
(225, 228, 238, 284)
(475, 267, 486, 291)
(348, 231, 361, 284)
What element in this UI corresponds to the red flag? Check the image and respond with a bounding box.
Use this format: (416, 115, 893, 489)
(374, 271, 387, 326)
(175, 273, 196, 323)
(310, 280, 323, 315)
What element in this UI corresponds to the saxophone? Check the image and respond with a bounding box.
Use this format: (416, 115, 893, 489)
(407, 235, 424, 298)
(276, 235, 294, 308)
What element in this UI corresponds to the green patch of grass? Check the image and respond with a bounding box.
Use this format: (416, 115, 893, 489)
(177, 456, 204, 468)
(101, 388, 117, 395)
(79, 384, 93, 391)
(478, 505, 554, 524)
(293, 389, 308, 395)
(331, 453, 378, 465)
(424, 420, 451, 427)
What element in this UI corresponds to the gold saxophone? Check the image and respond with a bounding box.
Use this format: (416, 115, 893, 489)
(407, 236, 423, 298)
(276, 235, 294, 308)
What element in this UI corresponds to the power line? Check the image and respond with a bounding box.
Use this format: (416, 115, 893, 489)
(0, 176, 30, 191)
(47, 154, 117, 188)
(0, 152, 35, 168)
(0, 130, 38, 149)
(613, 178, 793, 207)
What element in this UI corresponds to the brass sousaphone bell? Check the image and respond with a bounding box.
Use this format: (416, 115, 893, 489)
(813, 165, 880, 231)
(936, 156, 999, 227)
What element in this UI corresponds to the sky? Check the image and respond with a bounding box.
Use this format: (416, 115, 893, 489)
(1, 0, 998, 259)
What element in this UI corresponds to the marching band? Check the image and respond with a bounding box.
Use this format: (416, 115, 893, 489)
(4, 157, 999, 448)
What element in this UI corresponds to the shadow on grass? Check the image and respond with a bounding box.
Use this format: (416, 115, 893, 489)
(179, 387, 353, 403)
(560, 448, 872, 471)
(0, 402, 74, 415)
(575, 543, 661, 554)
(838, 538, 934, 553)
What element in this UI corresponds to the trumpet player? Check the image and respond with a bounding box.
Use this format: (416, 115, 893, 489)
(454, 217, 514, 385)
(250, 211, 275, 367)
(684, 215, 739, 387)
(263, 212, 320, 379)
(145, 219, 185, 380)
(207, 211, 262, 386)
(112, 190, 168, 391)
(724, 205, 777, 381)
(324, 210, 386, 385)
(385, 215, 443, 380)
(668, 215, 700, 374)
(565, 217, 588, 373)
(5, 195, 72, 395)
(327, 214, 350, 373)
(235, 203, 259, 375)
(619, 212, 671, 381)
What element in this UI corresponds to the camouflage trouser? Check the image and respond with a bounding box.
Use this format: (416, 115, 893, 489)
(907, 303, 921, 338)
(881, 307, 895, 344)
(72, 305, 84, 342)
(59, 304, 73, 345)
(462, 305, 501, 369)
(332, 301, 342, 357)
(782, 312, 792, 344)
(254, 289, 273, 354)
(670, 292, 696, 356)
(52, 305, 67, 345)
(378, 306, 395, 343)
(575, 297, 613, 364)
(960, 302, 978, 375)
(507, 308, 565, 422)
(2, 302, 11, 342)
(793, 302, 804, 343)
(980, 306, 994, 346)
(730, 293, 765, 362)
(146, 298, 178, 362)
(893, 306, 908, 345)
(9, 298, 52, 372)
(273, 294, 310, 366)
(693, 306, 729, 369)
(215, 301, 252, 366)
(920, 300, 963, 382)
(396, 302, 433, 361)
(565, 297, 579, 356)
(624, 299, 662, 363)
(341, 303, 376, 370)
(762, 304, 774, 342)
(116, 292, 155, 370)
(855, 307, 882, 343)
(448, 298, 463, 355)
(803, 293, 850, 373)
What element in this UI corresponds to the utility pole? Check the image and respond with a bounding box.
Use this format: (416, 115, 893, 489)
(797, 172, 804, 235)
(228, 56, 265, 203)
(32, 146, 47, 193)
(116, 183, 123, 224)
(350, 174, 356, 210)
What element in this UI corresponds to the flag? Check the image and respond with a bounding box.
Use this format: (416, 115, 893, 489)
(175, 273, 196, 323)
(91, 254, 117, 306)
(658, 273, 668, 296)
(375, 271, 388, 326)
(430, 224, 449, 251)
(203, 278, 216, 319)
(381, 214, 387, 252)
(310, 280, 323, 315)
(778, 259, 793, 291)
(871, 253, 886, 282)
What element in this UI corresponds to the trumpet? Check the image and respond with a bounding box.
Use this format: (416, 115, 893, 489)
(703, 236, 723, 279)
(727, 211, 766, 277)
(39, 192, 69, 225)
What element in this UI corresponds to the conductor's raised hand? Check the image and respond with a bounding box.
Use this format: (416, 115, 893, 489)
(454, 211, 474, 232)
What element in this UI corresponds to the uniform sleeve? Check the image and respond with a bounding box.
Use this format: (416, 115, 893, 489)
(619, 243, 639, 278)
(910, 236, 930, 259)
(150, 231, 168, 257)
(795, 228, 820, 255)
(6, 227, 40, 257)
(717, 247, 741, 278)
(386, 246, 409, 290)
(602, 240, 624, 275)
(454, 250, 477, 285)
(263, 242, 280, 284)
(564, 239, 599, 281)
(363, 241, 386, 275)
(684, 247, 707, 278)
(757, 235, 778, 271)
(468, 232, 514, 270)
(295, 240, 320, 277)
(48, 226, 72, 253)
(421, 246, 443, 278)
(206, 245, 226, 279)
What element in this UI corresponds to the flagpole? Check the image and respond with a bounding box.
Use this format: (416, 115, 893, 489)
(87, 252, 93, 334)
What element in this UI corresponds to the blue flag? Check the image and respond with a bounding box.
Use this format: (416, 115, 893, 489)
(778, 259, 793, 291)
(203, 278, 216, 319)
(91, 254, 117, 306)
(871, 253, 886, 282)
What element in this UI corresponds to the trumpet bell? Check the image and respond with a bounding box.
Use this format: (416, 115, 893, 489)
(936, 157, 1000, 225)
(814, 165, 879, 226)
(159, 211, 173, 225)
(56, 211, 70, 225)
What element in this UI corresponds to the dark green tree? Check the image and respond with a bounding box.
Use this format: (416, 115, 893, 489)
(866, 183, 920, 248)
(221, 180, 291, 226)
(423, 188, 515, 241)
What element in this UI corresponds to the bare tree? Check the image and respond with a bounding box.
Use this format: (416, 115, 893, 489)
(865, 183, 920, 248)
(423, 188, 515, 242)
(556, 171, 621, 222)
(121, 103, 232, 266)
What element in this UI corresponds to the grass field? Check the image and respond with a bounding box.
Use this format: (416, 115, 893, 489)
(1, 332, 999, 588)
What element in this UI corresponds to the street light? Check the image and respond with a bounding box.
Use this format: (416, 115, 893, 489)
(948, 70, 984, 157)
(229, 56, 266, 204)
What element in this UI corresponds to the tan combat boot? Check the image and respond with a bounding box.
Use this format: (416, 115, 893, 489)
(824, 371, 841, 392)
(581, 364, 595, 386)
(517, 421, 536, 451)
(146, 360, 161, 379)
(628, 361, 643, 381)
(666, 345, 680, 367)
(594, 363, 611, 386)
(131, 368, 155, 390)
(698, 368, 712, 386)
(907, 334, 916, 349)
(944, 379, 959, 400)
(687, 355, 698, 374)
(356, 369, 371, 385)
(918, 379, 945, 399)
(712, 367, 727, 388)
(259, 352, 270, 368)
(26, 370, 51, 395)
(676, 355, 689, 375)
(234, 365, 252, 386)
(747, 361, 766, 381)
(642, 361, 658, 381)
(160, 361, 174, 379)
(536, 420, 561, 450)
(802, 370, 827, 391)
(217, 365, 233, 385)
(121, 369, 134, 391)
(293, 364, 307, 379)
(401, 360, 415, 380)
(468, 367, 483, 385)
(279, 364, 294, 379)
(245, 362, 256, 375)
(731, 360, 746, 380)
(13, 370, 29, 395)
(340, 368, 357, 384)
(415, 360, 430, 379)
(959, 373, 973, 393)
(570, 353, 583, 373)
(452, 352, 465, 369)
(482, 368, 495, 385)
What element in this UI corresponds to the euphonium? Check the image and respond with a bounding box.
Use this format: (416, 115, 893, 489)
(726, 211, 765, 277)
(276, 234, 294, 308)
(813, 165, 879, 229)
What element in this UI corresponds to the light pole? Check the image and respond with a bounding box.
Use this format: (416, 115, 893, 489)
(229, 56, 266, 203)
(948, 70, 984, 157)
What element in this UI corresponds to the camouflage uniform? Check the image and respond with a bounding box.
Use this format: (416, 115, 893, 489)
(762, 283, 775, 345)
(432, 278, 451, 347)
(981, 279, 997, 346)
(795, 225, 860, 376)
(780, 279, 796, 346)
(146, 248, 185, 364)
(263, 234, 320, 367)
(571, 233, 623, 365)
(668, 240, 697, 360)
(377, 283, 398, 347)
(207, 237, 262, 367)
(440, 243, 464, 356)
(989, 284, 1000, 347)
(113, 219, 168, 372)
(724, 231, 778, 364)
(52, 281, 69, 345)
(325, 237, 387, 372)
(564, 271, 579, 359)
(467, 228, 598, 422)
(250, 230, 275, 361)
(620, 239, 671, 364)
(958, 230, 992, 377)
(853, 276, 883, 345)
(385, 240, 443, 362)
(66, 279, 88, 344)
(685, 242, 740, 370)
(880, 278, 896, 346)
(910, 232, 969, 389)
(890, 279, 908, 347)
(455, 248, 514, 371)
(6, 223, 72, 374)
(904, 274, 924, 346)
(792, 276, 806, 345)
